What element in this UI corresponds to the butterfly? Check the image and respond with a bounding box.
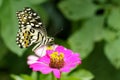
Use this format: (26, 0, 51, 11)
(16, 7, 54, 51)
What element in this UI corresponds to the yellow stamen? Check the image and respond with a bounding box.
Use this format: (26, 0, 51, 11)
(49, 52, 64, 69)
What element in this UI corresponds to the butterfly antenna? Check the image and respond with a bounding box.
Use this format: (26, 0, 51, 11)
(53, 27, 63, 37)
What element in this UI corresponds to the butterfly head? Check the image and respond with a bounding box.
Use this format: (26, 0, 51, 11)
(47, 37, 54, 44)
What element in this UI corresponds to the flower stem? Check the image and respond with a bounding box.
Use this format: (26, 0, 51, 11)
(57, 78, 61, 80)
(52, 73, 55, 80)
(37, 72, 40, 80)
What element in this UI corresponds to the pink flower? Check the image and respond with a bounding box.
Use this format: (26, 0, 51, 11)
(27, 45, 81, 78)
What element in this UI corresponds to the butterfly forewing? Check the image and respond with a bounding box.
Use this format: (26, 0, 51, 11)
(16, 7, 47, 34)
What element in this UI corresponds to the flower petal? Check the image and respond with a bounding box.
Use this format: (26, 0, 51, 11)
(40, 66, 52, 74)
(27, 55, 39, 64)
(63, 49, 73, 58)
(38, 55, 50, 64)
(27, 60, 38, 65)
(55, 46, 65, 52)
(60, 66, 70, 72)
(28, 55, 39, 60)
(65, 53, 81, 64)
(46, 50, 54, 55)
(63, 53, 81, 69)
(30, 63, 42, 71)
(52, 69, 61, 78)
(52, 45, 58, 50)
(30, 62, 52, 74)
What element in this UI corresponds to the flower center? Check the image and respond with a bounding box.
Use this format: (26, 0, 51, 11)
(49, 52, 64, 69)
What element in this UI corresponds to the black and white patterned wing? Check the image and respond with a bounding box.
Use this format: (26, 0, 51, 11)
(16, 25, 43, 48)
(16, 7, 45, 48)
(16, 7, 47, 35)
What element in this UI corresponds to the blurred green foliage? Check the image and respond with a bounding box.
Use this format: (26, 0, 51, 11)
(0, 0, 120, 80)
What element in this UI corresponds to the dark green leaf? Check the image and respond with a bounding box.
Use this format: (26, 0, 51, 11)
(27, 0, 47, 4)
(111, 0, 120, 5)
(0, 39, 8, 61)
(55, 38, 69, 48)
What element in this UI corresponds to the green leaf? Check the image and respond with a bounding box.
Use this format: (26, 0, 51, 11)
(11, 74, 23, 80)
(58, 0, 97, 21)
(0, 0, 2, 7)
(82, 16, 104, 42)
(27, 0, 47, 4)
(11, 72, 37, 80)
(68, 29, 94, 59)
(108, 7, 120, 30)
(40, 74, 51, 80)
(62, 69, 94, 80)
(11, 74, 34, 80)
(0, 0, 32, 56)
(21, 75, 33, 80)
(31, 72, 37, 80)
(94, 0, 107, 3)
(68, 16, 104, 59)
(103, 29, 117, 42)
(105, 37, 120, 69)
(111, 0, 120, 5)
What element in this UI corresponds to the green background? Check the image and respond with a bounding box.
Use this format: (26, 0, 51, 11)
(0, 0, 120, 80)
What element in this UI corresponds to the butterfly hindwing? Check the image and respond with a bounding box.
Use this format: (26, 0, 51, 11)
(16, 25, 43, 48)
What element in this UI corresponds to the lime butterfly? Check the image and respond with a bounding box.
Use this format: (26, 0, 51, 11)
(16, 7, 54, 51)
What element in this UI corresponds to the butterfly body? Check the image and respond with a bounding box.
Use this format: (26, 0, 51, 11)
(16, 7, 54, 51)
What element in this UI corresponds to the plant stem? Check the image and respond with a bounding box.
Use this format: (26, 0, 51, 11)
(37, 72, 40, 80)
(52, 73, 55, 80)
(57, 78, 60, 80)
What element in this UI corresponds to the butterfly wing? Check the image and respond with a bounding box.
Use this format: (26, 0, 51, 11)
(16, 25, 43, 48)
(16, 7, 46, 48)
(16, 7, 47, 35)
